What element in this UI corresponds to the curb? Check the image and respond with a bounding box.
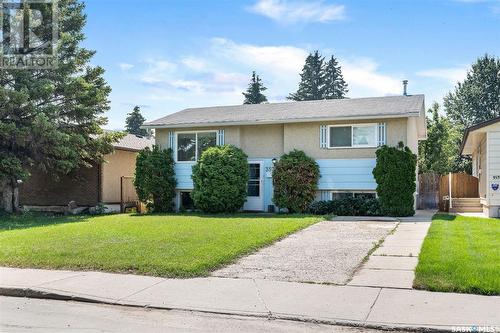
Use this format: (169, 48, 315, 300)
(0, 286, 448, 332)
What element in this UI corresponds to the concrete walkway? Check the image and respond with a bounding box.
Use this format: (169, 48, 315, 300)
(348, 222, 431, 289)
(1, 267, 499, 331)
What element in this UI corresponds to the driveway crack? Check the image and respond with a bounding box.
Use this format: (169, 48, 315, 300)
(252, 279, 273, 319)
(364, 287, 382, 322)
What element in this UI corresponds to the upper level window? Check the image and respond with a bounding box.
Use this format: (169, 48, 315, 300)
(177, 131, 217, 162)
(329, 124, 377, 148)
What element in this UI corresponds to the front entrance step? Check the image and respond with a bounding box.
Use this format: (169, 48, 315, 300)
(450, 198, 482, 213)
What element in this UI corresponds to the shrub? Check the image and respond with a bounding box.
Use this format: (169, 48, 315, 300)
(373, 142, 417, 217)
(191, 145, 248, 213)
(273, 150, 320, 213)
(134, 146, 176, 212)
(308, 197, 382, 216)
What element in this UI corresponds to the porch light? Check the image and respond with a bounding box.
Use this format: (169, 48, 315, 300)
(272, 158, 277, 165)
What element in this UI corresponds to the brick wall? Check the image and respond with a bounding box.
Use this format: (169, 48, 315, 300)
(19, 163, 100, 207)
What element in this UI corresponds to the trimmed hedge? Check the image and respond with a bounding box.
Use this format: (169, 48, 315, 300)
(272, 150, 320, 213)
(191, 145, 249, 213)
(308, 197, 382, 216)
(134, 146, 176, 212)
(373, 143, 417, 217)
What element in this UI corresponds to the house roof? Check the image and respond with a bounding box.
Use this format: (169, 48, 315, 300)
(113, 133, 155, 152)
(460, 116, 500, 155)
(144, 95, 425, 128)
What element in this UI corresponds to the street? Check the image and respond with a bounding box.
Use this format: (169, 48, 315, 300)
(0, 296, 405, 333)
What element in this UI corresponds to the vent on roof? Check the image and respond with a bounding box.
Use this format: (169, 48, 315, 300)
(402, 80, 408, 96)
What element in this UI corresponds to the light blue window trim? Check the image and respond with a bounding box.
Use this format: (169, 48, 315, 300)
(168, 131, 175, 149)
(217, 129, 225, 145)
(377, 123, 386, 146)
(319, 125, 328, 148)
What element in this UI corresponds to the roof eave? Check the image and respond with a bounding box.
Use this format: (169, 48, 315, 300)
(143, 112, 421, 129)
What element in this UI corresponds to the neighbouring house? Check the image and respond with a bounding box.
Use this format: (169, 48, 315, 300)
(143, 94, 427, 212)
(460, 116, 500, 218)
(19, 133, 154, 213)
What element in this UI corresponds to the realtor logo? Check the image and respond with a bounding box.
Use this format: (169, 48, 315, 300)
(492, 183, 499, 191)
(0, 0, 58, 69)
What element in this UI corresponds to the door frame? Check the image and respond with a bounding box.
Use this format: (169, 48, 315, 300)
(244, 160, 264, 211)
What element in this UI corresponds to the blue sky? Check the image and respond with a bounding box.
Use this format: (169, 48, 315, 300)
(81, 0, 500, 129)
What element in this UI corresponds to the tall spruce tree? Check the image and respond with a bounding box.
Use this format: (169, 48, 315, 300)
(126, 106, 148, 136)
(0, 0, 120, 212)
(323, 55, 348, 99)
(288, 51, 325, 101)
(242, 71, 268, 104)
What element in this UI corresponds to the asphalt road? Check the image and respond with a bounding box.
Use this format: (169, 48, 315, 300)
(0, 296, 407, 333)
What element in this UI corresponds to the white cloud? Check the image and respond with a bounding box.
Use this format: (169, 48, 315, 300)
(342, 58, 402, 96)
(248, 0, 345, 24)
(118, 62, 134, 71)
(181, 56, 208, 71)
(416, 67, 468, 84)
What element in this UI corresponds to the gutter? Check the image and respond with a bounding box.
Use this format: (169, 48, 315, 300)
(142, 113, 422, 129)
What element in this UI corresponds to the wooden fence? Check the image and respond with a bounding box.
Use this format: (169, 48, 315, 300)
(417, 173, 440, 209)
(418, 173, 479, 211)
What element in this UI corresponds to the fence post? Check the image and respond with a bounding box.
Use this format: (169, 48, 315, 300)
(448, 172, 452, 209)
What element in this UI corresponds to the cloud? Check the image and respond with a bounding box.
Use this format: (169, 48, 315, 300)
(416, 67, 468, 84)
(118, 62, 134, 71)
(248, 0, 345, 24)
(181, 56, 208, 71)
(341, 58, 402, 96)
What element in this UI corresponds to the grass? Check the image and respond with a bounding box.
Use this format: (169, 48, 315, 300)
(414, 214, 500, 295)
(0, 213, 320, 278)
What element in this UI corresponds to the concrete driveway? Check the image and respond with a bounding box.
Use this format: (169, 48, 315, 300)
(212, 220, 397, 284)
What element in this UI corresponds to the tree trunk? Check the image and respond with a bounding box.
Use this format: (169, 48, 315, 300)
(0, 179, 19, 213)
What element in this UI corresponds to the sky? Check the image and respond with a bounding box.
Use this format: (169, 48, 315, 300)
(81, 0, 500, 129)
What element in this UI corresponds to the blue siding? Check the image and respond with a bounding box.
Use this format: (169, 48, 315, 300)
(317, 159, 377, 190)
(175, 163, 195, 189)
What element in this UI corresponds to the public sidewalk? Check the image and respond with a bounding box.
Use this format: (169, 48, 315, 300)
(1, 267, 499, 331)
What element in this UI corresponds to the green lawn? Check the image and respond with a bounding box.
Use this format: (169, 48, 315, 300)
(414, 214, 500, 295)
(0, 213, 320, 277)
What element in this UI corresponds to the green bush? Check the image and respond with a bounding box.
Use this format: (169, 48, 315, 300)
(272, 150, 320, 213)
(373, 142, 417, 217)
(134, 146, 176, 212)
(308, 197, 381, 216)
(191, 145, 248, 213)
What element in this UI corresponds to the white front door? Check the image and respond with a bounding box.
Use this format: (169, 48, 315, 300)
(244, 162, 263, 211)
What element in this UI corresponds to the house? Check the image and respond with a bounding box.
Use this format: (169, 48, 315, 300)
(144, 95, 427, 212)
(460, 116, 500, 218)
(19, 133, 154, 212)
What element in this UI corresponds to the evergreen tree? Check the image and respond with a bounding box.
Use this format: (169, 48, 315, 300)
(126, 106, 148, 136)
(323, 55, 348, 99)
(242, 71, 268, 104)
(444, 54, 500, 129)
(0, 0, 121, 212)
(288, 51, 325, 101)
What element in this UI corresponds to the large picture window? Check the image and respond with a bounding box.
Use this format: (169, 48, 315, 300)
(177, 131, 217, 162)
(329, 124, 378, 148)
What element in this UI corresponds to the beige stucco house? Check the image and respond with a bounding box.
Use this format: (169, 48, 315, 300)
(144, 95, 427, 211)
(19, 133, 154, 212)
(460, 116, 500, 217)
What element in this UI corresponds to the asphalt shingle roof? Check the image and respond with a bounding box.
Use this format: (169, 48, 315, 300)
(113, 133, 155, 151)
(144, 95, 425, 128)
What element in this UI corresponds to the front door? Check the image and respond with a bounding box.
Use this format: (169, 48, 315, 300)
(244, 162, 263, 211)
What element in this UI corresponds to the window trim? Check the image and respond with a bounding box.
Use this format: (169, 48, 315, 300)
(327, 123, 378, 149)
(175, 130, 218, 163)
(330, 190, 377, 200)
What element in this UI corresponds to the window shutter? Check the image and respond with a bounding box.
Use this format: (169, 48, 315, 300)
(319, 125, 328, 148)
(217, 129, 225, 145)
(168, 131, 175, 149)
(377, 123, 386, 146)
